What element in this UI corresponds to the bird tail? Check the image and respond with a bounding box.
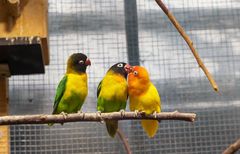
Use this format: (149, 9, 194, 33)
(141, 120, 159, 138)
(106, 120, 118, 138)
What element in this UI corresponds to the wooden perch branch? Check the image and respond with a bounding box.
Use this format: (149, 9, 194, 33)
(155, 0, 219, 92)
(223, 138, 240, 154)
(0, 111, 196, 125)
(117, 129, 132, 154)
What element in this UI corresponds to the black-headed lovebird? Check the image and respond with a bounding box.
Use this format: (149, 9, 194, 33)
(97, 62, 131, 137)
(49, 53, 91, 126)
(128, 66, 161, 138)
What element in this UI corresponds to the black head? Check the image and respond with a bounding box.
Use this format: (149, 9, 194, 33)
(67, 53, 91, 73)
(108, 62, 131, 79)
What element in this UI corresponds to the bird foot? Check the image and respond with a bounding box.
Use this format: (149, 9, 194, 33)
(140, 111, 146, 114)
(120, 109, 125, 118)
(134, 110, 139, 117)
(173, 110, 179, 114)
(78, 110, 85, 119)
(96, 111, 104, 124)
(60, 112, 68, 120)
(153, 111, 157, 118)
(97, 111, 101, 116)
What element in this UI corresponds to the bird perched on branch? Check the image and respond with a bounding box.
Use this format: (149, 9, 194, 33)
(127, 66, 161, 138)
(97, 62, 131, 137)
(48, 53, 91, 126)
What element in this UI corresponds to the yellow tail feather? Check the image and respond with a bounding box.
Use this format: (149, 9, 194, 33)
(141, 120, 159, 138)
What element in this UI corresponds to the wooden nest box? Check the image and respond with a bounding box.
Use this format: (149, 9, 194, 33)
(0, 0, 49, 76)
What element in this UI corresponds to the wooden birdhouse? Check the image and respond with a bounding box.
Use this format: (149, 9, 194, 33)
(0, 0, 49, 76)
(0, 0, 48, 153)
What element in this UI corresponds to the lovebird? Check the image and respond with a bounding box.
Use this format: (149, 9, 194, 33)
(128, 66, 161, 138)
(97, 62, 131, 137)
(49, 53, 91, 126)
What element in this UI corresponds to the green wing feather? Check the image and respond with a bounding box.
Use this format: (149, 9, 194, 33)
(97, 80, 102, 98)
(52, 75, 68, 114)
(97, 80, 104, 111)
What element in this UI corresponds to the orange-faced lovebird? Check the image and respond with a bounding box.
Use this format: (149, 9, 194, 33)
(49, 53, 91, 126)
(128, 66, 161, 138)
(97, 62, 131, 137)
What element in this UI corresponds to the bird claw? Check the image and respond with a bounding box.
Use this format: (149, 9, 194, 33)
(153, 111, 157, 118)
(134, 110, 139, 117)
(96, 111, 104, 124)
(173, 110, 179, 114)
(96, 111, 101, 116)
(120, 109, 125, 118)
(78, 110, 85, 119)
(60, 112, 68, 120)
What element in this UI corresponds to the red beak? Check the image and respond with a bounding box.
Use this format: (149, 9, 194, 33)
(124, 64, 132, 73)
(85, 58, 91, 66)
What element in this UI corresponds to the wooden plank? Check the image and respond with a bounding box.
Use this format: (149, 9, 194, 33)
(0, 0, 47, 37)
(0, 77, 9, 154)
(0, 0, 49, 65)
(0, 77, 8, 116)
(0, 37, 45, 75)
(0, 64, 11, 77)
(0, 126, 9, 154)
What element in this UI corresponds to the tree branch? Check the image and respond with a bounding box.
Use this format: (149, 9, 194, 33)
(223, 138, 240, 154)
(155, 0, 219, 92)
(0, 111, 196, 125)
(117, 129, 132, 154)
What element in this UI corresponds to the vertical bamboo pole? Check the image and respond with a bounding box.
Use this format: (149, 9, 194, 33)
(0, 77, 9, 154)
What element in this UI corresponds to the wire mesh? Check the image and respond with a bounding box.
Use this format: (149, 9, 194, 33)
(9, 0, 240, 153)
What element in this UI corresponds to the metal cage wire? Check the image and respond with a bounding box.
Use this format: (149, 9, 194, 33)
(9, 0, 240, 153)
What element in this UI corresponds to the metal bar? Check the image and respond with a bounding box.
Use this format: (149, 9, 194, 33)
(124, 0, 140, 65)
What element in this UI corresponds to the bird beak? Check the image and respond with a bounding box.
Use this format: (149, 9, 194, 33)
(124, 64, 133, 73)
(85, 58, 91, 66)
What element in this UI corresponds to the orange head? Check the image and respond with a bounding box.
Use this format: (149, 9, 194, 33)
(127, 66, 150, 95)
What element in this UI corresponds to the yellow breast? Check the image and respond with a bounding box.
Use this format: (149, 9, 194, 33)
(129, 83, 161, 114)
(64, 73, 88, 100)
(100, 74, 127, 101)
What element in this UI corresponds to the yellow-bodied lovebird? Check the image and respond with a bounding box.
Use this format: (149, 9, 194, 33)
(97, 62, 131, 137)
(128, 66, 161, 138)
(49, 53, 91, 126)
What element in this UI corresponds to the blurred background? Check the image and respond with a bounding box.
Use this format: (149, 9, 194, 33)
(9, 0, 240, 153)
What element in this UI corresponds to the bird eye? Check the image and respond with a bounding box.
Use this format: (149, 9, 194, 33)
(117, 63, 123, 67)
(133, 71, 138, 75)
(79, 60, 84, 64)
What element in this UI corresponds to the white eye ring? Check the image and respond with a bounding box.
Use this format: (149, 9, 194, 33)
(79, 60, 84, 64)
(133, 71, 138, 75)
(117, 63, 123, 67)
